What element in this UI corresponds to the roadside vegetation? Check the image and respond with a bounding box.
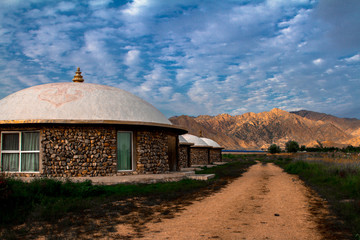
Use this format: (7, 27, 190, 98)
(0, 157, 255, 239)
(268, 140, 360, 154)
(271, 155, 360, 238)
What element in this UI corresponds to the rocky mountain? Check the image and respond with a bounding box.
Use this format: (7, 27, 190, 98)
(291, 110, 360, 136)
(170, 108, 360, 150)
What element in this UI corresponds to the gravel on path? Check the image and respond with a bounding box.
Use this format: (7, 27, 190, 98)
(137, 162, 331, 240)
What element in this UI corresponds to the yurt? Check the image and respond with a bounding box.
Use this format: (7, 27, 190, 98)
(178, 135, 193, 168)
(0, 68, 186, 177)
(200, 137, 223, 163)
(181, 134, 212, 165)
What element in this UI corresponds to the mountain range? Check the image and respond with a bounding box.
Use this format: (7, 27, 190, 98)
(169, 108, 360, 150)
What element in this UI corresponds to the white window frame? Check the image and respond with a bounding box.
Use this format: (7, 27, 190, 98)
(117, 131, 134, 172)
(1, 131, 40, 173)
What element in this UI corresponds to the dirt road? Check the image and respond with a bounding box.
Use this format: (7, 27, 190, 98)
(139, 162, 332, 240)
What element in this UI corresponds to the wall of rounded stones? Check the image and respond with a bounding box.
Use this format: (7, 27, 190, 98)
(190, 147, 209, 165)
(179, 145, 190, 168)
(136, 130, 169, 174)
(42, 126, 117, 177)
(1, 126, 177, 177)
(209, 149, 222, 163)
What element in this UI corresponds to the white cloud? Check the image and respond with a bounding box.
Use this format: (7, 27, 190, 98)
(123, 0, 149, 16)
(345, 54, 360, 63)
(57, 2, 76, 12)
(124, 49, 141, 67)
(313, 58, 324, 65)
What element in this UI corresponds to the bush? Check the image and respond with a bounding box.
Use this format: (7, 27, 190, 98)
(285, 140, 300, 153)
(268, 144, 281, 154)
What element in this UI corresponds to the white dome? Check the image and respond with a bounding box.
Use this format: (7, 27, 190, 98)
(181, 134, 209, 147)
(201, 137, 222, 149)
(179, 135, 193, 145)
(0, 82, 173, 127)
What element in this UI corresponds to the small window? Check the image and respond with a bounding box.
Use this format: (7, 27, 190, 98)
(117, 132, 132, 171)
(1, 131, 40, 172)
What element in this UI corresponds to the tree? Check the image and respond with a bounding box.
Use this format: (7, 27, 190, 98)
(300, 145, 306, 152)
(285, 140, 300, 153)
(268, 144, 281, 154)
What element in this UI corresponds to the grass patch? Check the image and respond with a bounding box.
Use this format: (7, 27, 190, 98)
(0, 177, 211, 226)
(273, 158, 360, 238)
(196, 158, 256, 179)
(0, 156, 255, 238)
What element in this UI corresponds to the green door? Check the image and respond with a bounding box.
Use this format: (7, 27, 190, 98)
(117, 132, 132, 171)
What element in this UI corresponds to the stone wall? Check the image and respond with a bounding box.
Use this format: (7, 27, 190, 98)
(190, 147, 209, 165)
(179, 145, 190, 168)
(209, 149, 222, 163)
(42, 127, 117, 177)
(1, 125, 177, 177)
(136, 130, 170, 174)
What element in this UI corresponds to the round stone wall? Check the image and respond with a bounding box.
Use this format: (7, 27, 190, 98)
(0, 125, 178, 177)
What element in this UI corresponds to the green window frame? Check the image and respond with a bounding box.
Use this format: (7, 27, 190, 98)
(1, 131, 40, 172)
(117, 131, 133, 171)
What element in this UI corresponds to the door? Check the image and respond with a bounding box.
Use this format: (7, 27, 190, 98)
(117, 132, 132, 171)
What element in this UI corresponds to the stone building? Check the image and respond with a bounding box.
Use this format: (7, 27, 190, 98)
(178, 135, 193, 168)
(0, 68, 186, 177)
(181, 134, 212, 165)
(200, 137, 223, 163)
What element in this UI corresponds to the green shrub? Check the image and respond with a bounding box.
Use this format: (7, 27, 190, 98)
(268, 144, 281, 154)
(285, 140, 300, 153)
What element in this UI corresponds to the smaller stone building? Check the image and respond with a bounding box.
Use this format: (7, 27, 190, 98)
(178, 135, 193, 168)
(200, 137, 223, 163)
(181, 134, 212, 165)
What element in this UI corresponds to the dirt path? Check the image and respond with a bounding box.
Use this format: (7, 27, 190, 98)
(137, 162, 331, 240)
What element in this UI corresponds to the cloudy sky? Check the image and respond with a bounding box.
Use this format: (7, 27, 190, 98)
(0, 0, 359, 118)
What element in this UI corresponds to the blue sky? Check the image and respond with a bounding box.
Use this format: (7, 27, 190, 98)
(0, 0, 359, 118)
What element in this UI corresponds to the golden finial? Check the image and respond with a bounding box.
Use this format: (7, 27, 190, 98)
(199, 130, 203, 137)
(72, 67, 84, 82)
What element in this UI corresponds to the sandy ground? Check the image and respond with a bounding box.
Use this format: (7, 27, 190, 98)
(136, 162, 331, 240)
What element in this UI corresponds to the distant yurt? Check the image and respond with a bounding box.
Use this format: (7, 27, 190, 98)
(200, 137, 223, 163)
(181, 134, 212, 165)
(178, 135, 194, 168)
(0, 68, 186, 177)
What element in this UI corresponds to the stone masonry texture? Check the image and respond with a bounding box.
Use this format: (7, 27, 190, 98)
(136, 130, 170, 174)
(0, 126, 175, 177)
(209, 149, 222, 163)
(190, 147, 210, 165)
(179, 145, 190, 168)
(42, 126, 117, 177)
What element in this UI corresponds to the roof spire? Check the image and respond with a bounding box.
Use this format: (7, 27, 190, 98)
(72, 67, 84, 82)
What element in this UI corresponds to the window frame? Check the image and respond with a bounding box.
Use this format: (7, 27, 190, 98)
(1, 131, 40, 173)
(116, 131, 134, 172)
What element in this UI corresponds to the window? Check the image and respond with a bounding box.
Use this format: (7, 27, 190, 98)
(1, 131, 40, 172)
(117, 131, 132, 171)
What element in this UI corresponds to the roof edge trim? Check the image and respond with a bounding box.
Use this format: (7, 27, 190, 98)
(0, 119, 187, 132)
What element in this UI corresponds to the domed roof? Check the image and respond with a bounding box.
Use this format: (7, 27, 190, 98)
(181, 134, 209, 147)
(0, 68, 182, 130)
(201, 137, 223, 149)
(179, 135, 193, 145)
